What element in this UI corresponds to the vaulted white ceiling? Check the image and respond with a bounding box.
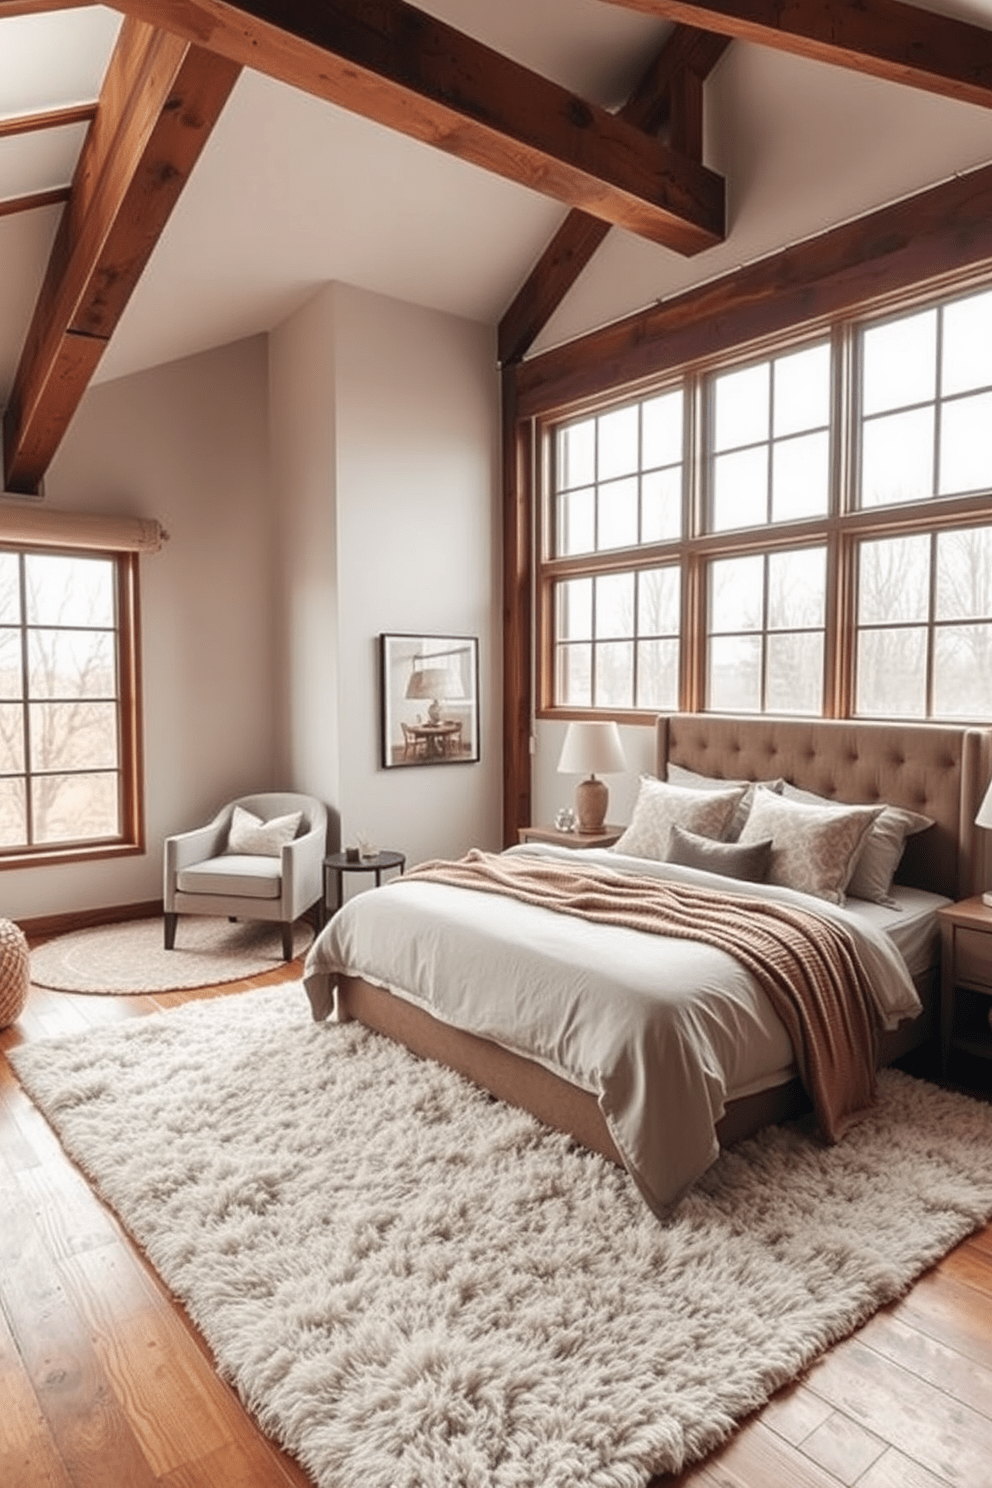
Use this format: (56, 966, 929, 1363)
(1, 0, 991, 407)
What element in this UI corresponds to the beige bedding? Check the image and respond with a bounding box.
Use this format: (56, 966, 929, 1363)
(303, 843, 920, 1215)
(403, 849, 882, 1143)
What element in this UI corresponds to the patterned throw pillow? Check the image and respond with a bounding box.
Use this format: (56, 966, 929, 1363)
(225, 805, 302, 857)
(738, 787, 881, 905)
(612, 777, 748, 862)
(780, 783, 933, 905)
(666, 763, 785, 841)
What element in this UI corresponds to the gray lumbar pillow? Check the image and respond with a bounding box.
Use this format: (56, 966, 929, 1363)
(666, 824, 773, 884)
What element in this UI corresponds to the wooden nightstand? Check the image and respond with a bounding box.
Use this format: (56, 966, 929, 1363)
(938, 896, 992, 1080)
(518, 824, 623, 850)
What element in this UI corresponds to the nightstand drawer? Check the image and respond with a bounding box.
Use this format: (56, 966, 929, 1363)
(954, 927, 992, 990)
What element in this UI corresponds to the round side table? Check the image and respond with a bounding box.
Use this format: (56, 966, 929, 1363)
(321, 850, 406, 925)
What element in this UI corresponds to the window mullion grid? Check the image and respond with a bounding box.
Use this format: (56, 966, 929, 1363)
(16, 553, 34, 848)
(111, 566, 124, 831)
(632, 569, 640, 709)
(925, 530, 938, 719)
(593, 417, 601, 556)
(636, 401, 644, 548)
(828, 323, 854, 715)
(590, 576, 599, 708)
(932, 305, 944, 502)
(766, 359, 775, 527)
(684, 371, 705, 710)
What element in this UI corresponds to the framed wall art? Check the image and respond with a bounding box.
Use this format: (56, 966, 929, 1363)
(379, 633, 480, 768)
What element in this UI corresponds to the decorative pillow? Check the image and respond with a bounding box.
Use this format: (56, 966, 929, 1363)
(781, 783, 933, 905)
(737, 787, 881, 904)
(612, 777, 748, 862)
(667, 763, 785, 841)
(666, 824, 774, 884)
(225, 804, 302, 857)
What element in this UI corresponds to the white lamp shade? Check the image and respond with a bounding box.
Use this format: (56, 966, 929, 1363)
(976, 779, 992, 829)
(557, 721, 627, 777)
(406, 666, 464, 701)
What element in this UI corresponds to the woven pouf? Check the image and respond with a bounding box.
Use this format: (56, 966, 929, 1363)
(0, 918, 30, 1028)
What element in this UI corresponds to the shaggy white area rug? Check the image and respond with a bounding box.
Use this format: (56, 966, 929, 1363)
(11, 984, 992, 1488)
(29, 917, 313, 993)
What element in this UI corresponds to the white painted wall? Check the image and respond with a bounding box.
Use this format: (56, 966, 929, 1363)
(3, 337, 275, 920)
(269, 281, 502, 872)
(268, 288, 342, 840)
(4, 284, 500, 923)
(535, 43, 992, 356)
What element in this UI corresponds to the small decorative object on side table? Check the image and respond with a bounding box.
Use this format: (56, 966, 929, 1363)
(938, 896, 992, 1082)
(518, 824, 623, 850)
(322, 849, 406, 926)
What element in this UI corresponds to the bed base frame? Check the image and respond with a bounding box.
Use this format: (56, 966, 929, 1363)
(339, 715, 991, 1166)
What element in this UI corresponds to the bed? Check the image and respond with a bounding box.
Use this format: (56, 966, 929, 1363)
(304, 715, 992, 1214)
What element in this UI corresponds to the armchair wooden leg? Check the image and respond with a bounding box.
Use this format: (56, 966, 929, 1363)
(164, 913, 178, 950)
(281, 922, 294, 961)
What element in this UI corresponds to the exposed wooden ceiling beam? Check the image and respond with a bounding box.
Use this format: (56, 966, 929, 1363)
(115, 0, 725, 254)
(0, 187, 70, 219)
(498, 27, 729, 367)
(0, 103, 96, 140)
(511, 159, 992, 417)
(0, 0, 90, 14)
(2, 19, 240, 494)
(599, 0, 992, 110)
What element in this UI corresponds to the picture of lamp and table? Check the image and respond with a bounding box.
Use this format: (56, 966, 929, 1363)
(380, 633, 480, 768)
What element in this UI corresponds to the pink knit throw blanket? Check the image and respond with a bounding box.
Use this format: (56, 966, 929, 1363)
(403, 850, 880, 1143)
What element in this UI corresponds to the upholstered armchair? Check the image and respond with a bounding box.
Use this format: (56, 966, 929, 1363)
(163, 793, 328, 960)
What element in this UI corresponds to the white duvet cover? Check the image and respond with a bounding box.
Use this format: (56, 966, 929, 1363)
(303, 843, 922, 1215)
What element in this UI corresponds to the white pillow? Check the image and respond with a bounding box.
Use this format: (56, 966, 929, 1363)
(612, 776, 748, 862)
(225, 804, 302, 857)
(666, 762, 785, 841)
(738, 787, 881, 905)
(781, 783, 933, 905)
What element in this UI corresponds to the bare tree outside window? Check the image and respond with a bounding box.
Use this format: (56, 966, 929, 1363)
(707, 548, 826, 715)
(855, 526, 992, 721)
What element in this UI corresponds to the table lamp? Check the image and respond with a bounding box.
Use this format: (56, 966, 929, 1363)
(976, 778, 992, 906)
(557, 721, 627, 835)
(406, 664, 463, 725)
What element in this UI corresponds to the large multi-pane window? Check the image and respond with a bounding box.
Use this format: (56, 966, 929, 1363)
(0, 547, 141, 863)
(541, 279, 992, 724)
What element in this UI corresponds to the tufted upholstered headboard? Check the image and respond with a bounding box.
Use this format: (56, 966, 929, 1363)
(655, 714, 992, 902)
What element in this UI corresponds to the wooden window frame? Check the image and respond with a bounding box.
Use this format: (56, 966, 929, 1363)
(0, 544, 144, 871)
(535, 284, 992, 729)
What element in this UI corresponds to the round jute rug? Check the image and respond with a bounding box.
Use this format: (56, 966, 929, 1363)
(29, 917, 315, 995)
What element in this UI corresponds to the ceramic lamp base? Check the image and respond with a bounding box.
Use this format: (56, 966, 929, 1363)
(575, 775, 608, 834)
(983, 891, 992, 908)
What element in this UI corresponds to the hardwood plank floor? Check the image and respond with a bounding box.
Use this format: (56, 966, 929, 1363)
(2, 948, 990, 1488)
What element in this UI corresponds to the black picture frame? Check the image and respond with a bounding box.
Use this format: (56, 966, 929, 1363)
(379, 633, 480, 768)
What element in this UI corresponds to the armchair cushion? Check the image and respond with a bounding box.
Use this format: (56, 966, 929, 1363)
(177, 856, 282, 900)
(225, 804, 302, 857)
